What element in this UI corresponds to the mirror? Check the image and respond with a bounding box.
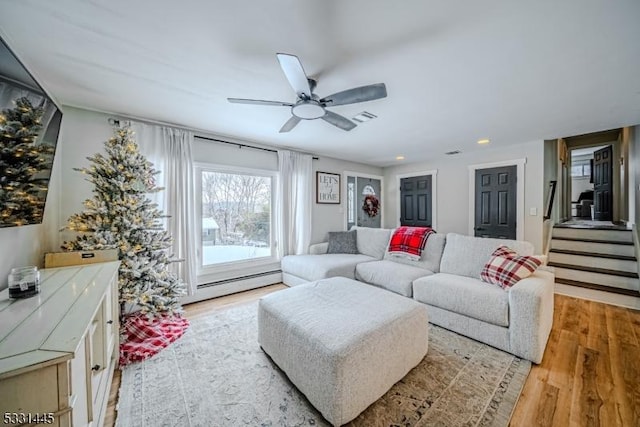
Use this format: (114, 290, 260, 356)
(0, 36, 62, 227)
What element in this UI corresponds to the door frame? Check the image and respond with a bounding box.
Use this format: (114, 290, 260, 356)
(468, 158, 526, 240)
(343, 171, 385, 229)
(395, 170, 438, 229)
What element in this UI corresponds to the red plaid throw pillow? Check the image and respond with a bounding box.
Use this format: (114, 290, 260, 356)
(480, 246, 542, 289)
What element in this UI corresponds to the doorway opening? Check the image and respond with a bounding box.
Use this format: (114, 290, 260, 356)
(570, 145, 608, 221)
(561, 128, 627, 227)
(344, 172, 384, 229)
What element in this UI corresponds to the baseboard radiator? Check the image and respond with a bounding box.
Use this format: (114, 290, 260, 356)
(198, 270, 282, 288)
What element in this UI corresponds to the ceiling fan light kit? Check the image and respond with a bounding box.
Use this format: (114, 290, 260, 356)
(228, 53, 387, 132)
(292, 100, 326, 120)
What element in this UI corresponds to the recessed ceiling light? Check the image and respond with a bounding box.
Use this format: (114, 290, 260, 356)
(477, 138, 490, 145)
(396, 155, 405, 161)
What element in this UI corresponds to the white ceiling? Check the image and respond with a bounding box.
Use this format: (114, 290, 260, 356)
(1, 0, 639, 166)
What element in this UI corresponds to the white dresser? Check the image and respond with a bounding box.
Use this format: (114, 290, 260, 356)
(0, 261, 120, 427)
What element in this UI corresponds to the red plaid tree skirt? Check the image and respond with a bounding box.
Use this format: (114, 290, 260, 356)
(119, 312, 189, 366)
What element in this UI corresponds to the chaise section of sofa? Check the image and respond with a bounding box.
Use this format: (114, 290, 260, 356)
(412, 233, 554, 363)
(281, 227, 392, 286)
(282, 253, 377, 286)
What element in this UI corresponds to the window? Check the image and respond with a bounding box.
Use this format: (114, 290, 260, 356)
(571, 162, 591, 177)
(197, 166, 276, 269)
(347, 182, 355, 224)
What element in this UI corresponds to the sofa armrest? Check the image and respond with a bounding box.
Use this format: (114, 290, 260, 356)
(508, 269, 555, 364)
(309, 242, 329, 255)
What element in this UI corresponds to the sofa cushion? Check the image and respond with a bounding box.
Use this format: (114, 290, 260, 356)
(412, 273, 510, 327)
(352, 227, 393, 260)
(384, 233, 446, 273)
(327, 230, 357, 254)
(481, 246, 542, 289)
(355, 260, 434, 297)
(439, 233, 534, 279)
(309, 242, 329, 254)
(281, 253, 376, 282)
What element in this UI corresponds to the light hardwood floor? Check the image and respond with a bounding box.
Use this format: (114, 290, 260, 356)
(105, 285, 639, 427)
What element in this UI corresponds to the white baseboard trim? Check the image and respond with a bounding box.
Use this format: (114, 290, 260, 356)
(181, 271, 282, 305)
(555, 282, 640, 310)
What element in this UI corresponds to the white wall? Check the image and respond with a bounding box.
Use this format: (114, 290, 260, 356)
(383, 141, 545, 253)
(311, 160, 382, 243)
(56, 108, 114, 245)
(571, 177, 593, 201)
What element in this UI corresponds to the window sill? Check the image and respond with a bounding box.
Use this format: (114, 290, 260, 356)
(197, 257, 281, 286)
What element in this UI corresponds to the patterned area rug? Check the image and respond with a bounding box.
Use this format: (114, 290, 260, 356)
(116, 302, 530, 427)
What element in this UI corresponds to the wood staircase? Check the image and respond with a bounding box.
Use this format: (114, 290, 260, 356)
(548, 225, 639, 296)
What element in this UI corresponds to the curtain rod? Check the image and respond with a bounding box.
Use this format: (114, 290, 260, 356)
(194, 135, 319, 160)
(107, 117, 318, 160)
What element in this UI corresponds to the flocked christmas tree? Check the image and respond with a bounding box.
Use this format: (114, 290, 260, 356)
(62, 125, 186, 316)
(0, 97, 54, 226)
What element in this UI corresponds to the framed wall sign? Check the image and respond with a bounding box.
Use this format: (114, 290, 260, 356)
(316, 172, 341, 204)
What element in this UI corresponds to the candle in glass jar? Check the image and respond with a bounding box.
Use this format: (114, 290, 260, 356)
(8, 266, 40, 298)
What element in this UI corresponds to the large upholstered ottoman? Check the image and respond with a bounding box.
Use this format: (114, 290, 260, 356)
(258, 276, 429, 426)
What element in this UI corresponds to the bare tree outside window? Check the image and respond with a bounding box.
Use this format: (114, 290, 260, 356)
(201, 171, 272, 265)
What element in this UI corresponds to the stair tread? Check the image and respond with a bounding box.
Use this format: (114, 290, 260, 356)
(553, 224, 631, 231)
(550, 237, 634, 245)
(548, 249, 637, 261)
(556, 278, 640, 297)
(549, 262, 639, 278)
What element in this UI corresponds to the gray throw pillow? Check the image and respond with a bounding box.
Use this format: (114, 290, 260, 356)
(326, 230, 358, 254)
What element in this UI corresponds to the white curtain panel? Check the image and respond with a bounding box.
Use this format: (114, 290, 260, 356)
(131, 122, 198, 296)
(276, 149, 313, 257)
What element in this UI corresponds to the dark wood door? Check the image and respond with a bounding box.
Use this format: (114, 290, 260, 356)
(400, 175, 432, 227)
(475, 166, 517, 239)
(593, 145, 613, 221)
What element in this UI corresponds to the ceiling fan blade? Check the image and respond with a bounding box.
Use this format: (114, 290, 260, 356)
(320, 83, 387, 107)
(322, 110, 357, 131)
(227, 98, 293, 107)
(279, 116, 301, 133)
(276, 53, 312, 99)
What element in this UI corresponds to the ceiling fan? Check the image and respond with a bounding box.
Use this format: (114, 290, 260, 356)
(228, 53, 387, 133)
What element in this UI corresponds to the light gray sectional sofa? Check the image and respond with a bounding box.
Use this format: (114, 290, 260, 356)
(280, 227, 554, 364)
